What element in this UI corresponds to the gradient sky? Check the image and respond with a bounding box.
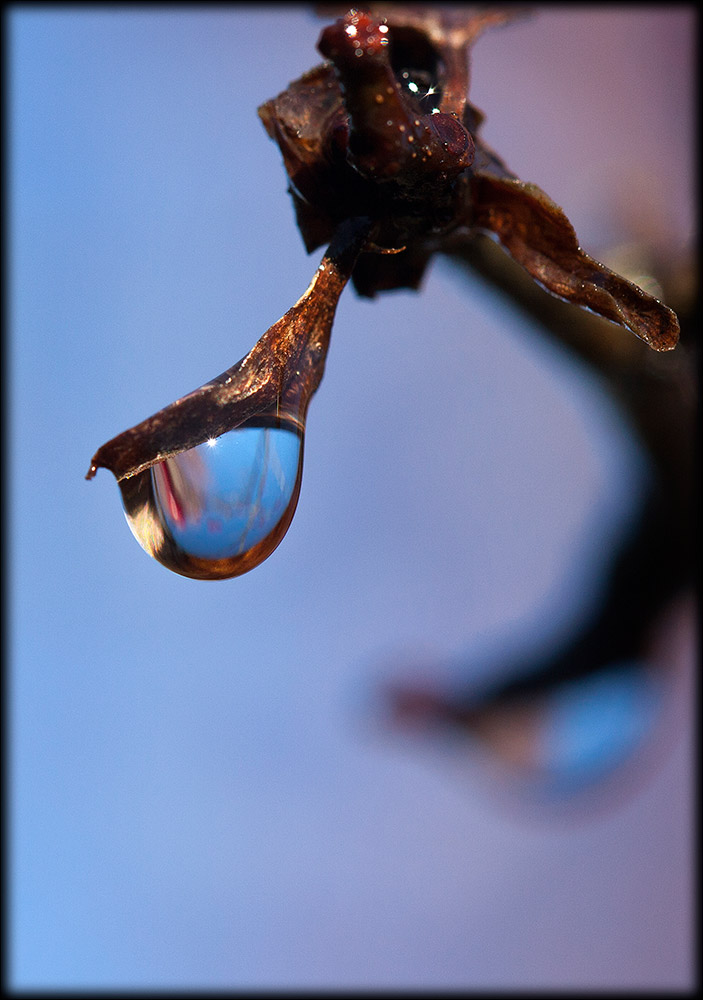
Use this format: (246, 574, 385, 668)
(9, 6, 695, 990)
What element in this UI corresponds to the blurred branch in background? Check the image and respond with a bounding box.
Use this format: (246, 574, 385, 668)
(382, 224, 696, 805)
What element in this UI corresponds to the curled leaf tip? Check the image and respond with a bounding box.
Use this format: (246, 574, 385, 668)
(470, 176, 680, 351)
(87, 218, 373, 484)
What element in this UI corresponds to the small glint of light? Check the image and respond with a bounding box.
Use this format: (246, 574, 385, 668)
(207, 438, 217, 448)
(633, 274, 664, 300)
(407, 81, 419, 93)
(378, 23, 388, 33)
(345, 24, 357, 37)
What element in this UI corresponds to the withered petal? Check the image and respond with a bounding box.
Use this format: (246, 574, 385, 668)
(470, 174, 680, 351)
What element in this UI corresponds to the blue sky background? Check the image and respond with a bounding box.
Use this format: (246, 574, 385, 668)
(9, 6, 695, 990)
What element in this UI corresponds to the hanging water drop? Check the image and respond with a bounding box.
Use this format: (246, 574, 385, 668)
(87, 217, 373, 578)
(118, 413, 304, 580)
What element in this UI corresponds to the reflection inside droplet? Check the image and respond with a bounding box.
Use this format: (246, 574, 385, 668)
(119, 414, 304, 579)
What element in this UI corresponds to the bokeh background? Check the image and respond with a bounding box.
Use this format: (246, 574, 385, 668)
(9, 5, 695, 990)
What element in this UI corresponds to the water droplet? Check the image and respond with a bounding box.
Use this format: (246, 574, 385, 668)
(118, 414, 304, 579)
(532, 663, 663, 791)
(384, 658, 669, 808)
(464, 661, 666, 803)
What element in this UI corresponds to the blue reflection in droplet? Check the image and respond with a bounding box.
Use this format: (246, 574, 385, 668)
(536, 662, 662, 792)
(151, 423, 302, 561)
